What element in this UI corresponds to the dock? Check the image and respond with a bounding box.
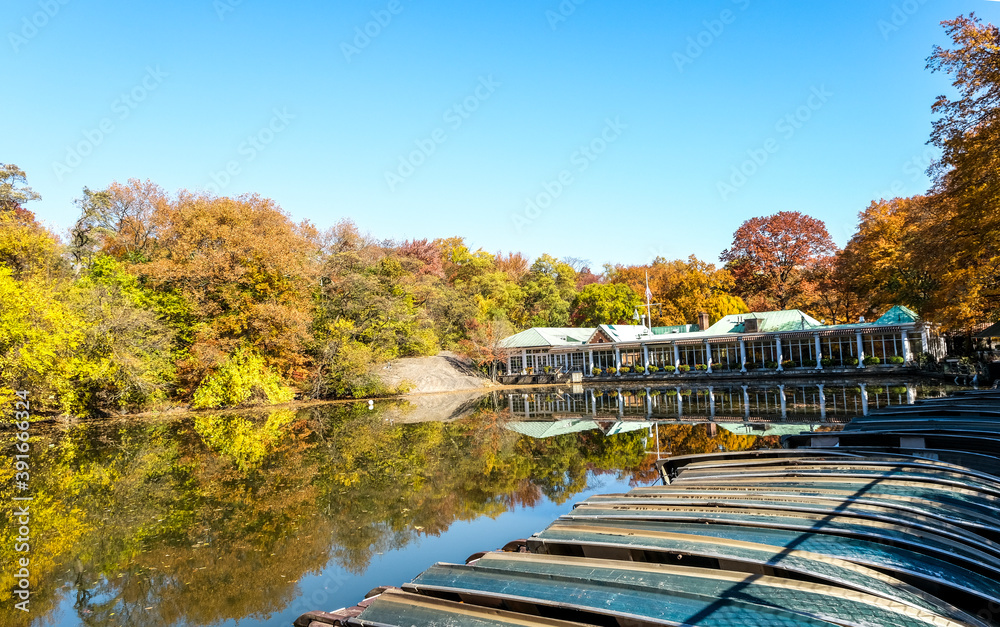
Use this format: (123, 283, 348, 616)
(295, 390, 1000, 627)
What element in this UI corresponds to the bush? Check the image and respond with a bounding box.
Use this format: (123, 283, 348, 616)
(619, 366, 631, 375)
(887, 355, 905, 365)
(889, 385, 908, 394)
(678, 365, 691, 373)
(801, 359, 817, 367)
(193, 347, 294, 409)
(863, 356, 881, 366)
(606, 367, 617, 375)
(694, 364, 708, 371)
(663, 365, 676, 373)
(634, 365, 645, 374)
(846, 357, 860, 366)
(591, 367, 603, 376)
(781, 359, 795, 369)
(647, 365, 659, 374)
(820, 358, 833, 367)
(764, 360, 778, 369)
(543, 365, 552, 373)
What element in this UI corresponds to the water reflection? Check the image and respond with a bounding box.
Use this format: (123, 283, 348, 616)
(504, 381, 942, 421)
(0, 379, 953, 627)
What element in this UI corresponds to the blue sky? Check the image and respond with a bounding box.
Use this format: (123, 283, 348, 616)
(6, 0, 999, 269)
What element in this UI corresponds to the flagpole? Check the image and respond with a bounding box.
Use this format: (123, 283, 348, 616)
(645, 271, 652, 329)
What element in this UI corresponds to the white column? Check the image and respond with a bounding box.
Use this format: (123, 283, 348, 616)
(776, 337, 784, 371)
(521, 349, 528, 373)
(779, 385, 787, 420)
(508, 393, 514, 414)
(860, 383, 869, 415)
(642, 344, 650, 369)
(506, 352, 512, 374)
(705, 341, 713, 373)
(676, 388, 684, 417)
(614, 346, 621, 369)
(817, 384, 826, 421)
(673, 344, 681, 373)
(645, 387, 652, 416)
(856, 332, 865, 369)
(739, 338, 747, 373)
(814, 334, 823, 370)
(588, 349, 594, 374)
(901, 330, 912, 364)
(742, 385, 750, 419)
(708, 386, 716, 418)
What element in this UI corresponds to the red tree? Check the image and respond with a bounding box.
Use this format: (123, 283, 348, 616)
(720, 211, 837, 311)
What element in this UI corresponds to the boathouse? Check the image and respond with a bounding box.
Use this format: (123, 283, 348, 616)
(499, 306, 945, 376)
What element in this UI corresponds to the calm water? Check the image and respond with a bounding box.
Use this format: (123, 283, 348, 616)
(0, 379, 956, 626)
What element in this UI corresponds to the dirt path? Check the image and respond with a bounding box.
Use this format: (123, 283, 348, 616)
(380, 351, 492, 395)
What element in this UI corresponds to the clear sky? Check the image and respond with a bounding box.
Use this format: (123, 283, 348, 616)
(6, 0, 999, 270)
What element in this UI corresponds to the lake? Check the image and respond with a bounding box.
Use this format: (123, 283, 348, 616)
(0, 379, 957, 626)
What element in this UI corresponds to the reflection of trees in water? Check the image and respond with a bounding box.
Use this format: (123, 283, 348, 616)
(0, 402, 653, 626)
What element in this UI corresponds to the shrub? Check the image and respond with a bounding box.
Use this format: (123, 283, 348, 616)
(663, 365, 676, 373)
(846, 357, 859, 366)
(543, 365, 552, 373)
(591, 367, 603, 376)
(863, 356, 881, 366)
(637, 389, 647, 397)
(619, 366, 631, 375)
(634, 365, 645, 374)
(820, 358, 833, 367)
(764, 360, 778, 369)
(781, 360, 795, 369)
(694, 364, 708, 371)
(606, 367, 617, 375)
(868, 386, 885, 395)
(801, 359, 817, 367)
(647, 365, 660, 374)
(889, 385, 908, 394)
(887, 355, 905, 365)
(678, 365, 691, 373)
(650, 389, 662, 396)
(193, 347, 294, 409)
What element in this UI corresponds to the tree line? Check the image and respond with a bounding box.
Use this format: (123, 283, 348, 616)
(1, 14, 996, 415)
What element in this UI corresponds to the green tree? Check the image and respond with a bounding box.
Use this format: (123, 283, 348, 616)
(570, 283, 642, 326)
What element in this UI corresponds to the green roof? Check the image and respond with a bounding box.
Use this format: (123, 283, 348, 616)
(705, 310, 823, 334)
(499, 327, 595, 349)
(876, 305, 920, 325)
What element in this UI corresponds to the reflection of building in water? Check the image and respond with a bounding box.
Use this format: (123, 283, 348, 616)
(500, 306, 946, 375)
(505, 382, 926, 422)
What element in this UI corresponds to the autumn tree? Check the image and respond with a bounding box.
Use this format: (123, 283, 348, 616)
(139, 192, 320, 395)
(570, 283, 642, 326)
(720, 211, 838, 311)
(70, 179, 166, 265)
(0, 163, 41, 214)
(923, 14, 1000, 325)
(836, 197, 939, 319)
(609, 256, 747, 326)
